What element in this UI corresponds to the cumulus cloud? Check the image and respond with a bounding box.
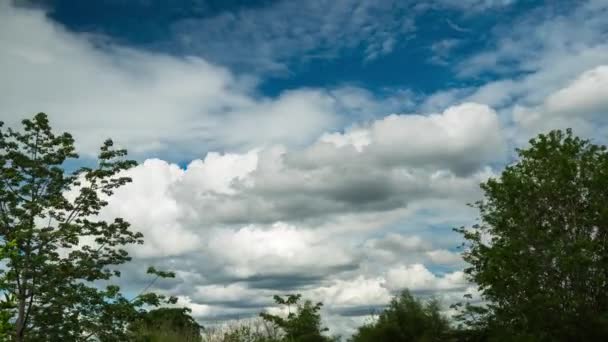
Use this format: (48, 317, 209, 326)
(385, 264, 467, 292)
(513, 65, 608, 139)
(80, 96, 503, 333)
(363, 233, 463, 267)
(0, 1, 517, 336)
(100, 99, 502, 260)
(162, 103, 500, 228)
(205, 223, 356, 280)
(293, 102, 504, 178)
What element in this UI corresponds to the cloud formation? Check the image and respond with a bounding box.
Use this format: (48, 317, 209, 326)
(3, 0, 608, 338)
(513, 65, 608, 137)
(2, 2, 405, 157)
(91, 98, 501, 333)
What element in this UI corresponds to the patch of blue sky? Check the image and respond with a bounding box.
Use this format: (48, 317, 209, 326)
(19, 0, 552, 107)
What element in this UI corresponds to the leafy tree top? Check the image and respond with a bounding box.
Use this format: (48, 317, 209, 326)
(456, 129, 608, 340)
(0, 113, 174, 341)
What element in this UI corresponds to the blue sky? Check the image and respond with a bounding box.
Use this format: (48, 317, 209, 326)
(2, 0, 608, 337)
(31, 0, 550, 95)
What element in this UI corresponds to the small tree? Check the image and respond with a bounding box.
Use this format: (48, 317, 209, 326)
(260, 294, 336, 342)
(349, 290, 450, 342)
(127, 307, 202, 342)
(0, 113, 173, 341)
(456, 129, 608, 340)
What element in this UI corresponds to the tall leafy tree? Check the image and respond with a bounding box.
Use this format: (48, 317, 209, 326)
(0, 113, 173, 341)
(456, 129, 608, 340)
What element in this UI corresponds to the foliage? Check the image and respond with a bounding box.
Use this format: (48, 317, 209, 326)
(209, 318, 280, 342)
(127, 307, 202, 342)
(455, 129, 608, 341)
(0, 113, 174, 341)
(196, 317, 281, 342)
(260, 294, 337, 342)
(349, 290, 450, 342)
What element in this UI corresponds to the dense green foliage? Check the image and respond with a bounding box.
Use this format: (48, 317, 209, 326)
(260, 294, 337, 342)
(0, 113, 175, 341)
(456, 129, 608, 341)
(350, 290, 450, 342)
(128, 307, 203, 342)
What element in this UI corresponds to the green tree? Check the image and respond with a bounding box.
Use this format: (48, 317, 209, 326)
(349, 290, 450, 342)
(127, 307, 202, 342)
(0, 113, 174, 341)
(260, 294, 336, 342)
(456, 129, 608, 341)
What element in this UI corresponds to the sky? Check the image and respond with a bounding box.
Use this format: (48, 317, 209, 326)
(1, 0, 608, 336)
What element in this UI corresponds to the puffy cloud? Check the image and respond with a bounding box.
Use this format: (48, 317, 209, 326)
(297, 102, 505, 174)
(543, 65, 608, 118)
(0, 2, 516, 336)
(88, 98, 498, 334)
(189, 283, 275, 309)
(205, 223, 356, 280)
(513, 65, 608, 138)
(99, 159, 201, 258)
(385, 264, 467, 292)
(0, 2, 362, 157)
(99, 102, 497, 234)
(363, 233, 463, 267)
(312, 276, 392, 315)
(177, 151, 258, 196)
(368, 103, 504, 172)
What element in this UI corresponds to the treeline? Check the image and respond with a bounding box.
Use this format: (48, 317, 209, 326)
(1, 114, 608, 341)
(130, 290, 452, 341)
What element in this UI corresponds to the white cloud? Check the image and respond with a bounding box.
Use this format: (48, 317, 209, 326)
(0, 1, 523, 336)
(457, 0, 608, 78)
(312, 276, 392, 309)
(513, 65, 608, 138)
(178, 151, 259, 195)
(544, 65, 608, 117)
(99, 159, 201, 258)
(205, 223, 355, 279)
(385, 264, 467, 292)
(88, 98, 502, 265)
(297, 102, 505, 175)
(0, 3, 353, 156)
(362, 232, 464, 269)
(451, 0, 608, 114)
(87, 97, 498, 334)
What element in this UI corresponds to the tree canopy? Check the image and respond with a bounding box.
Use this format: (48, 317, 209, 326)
(456, 129, 608, 341)
(260, 294, 337, 342)
(350, 290, 450, 342)
(128, 307, 202, 342)
(0, 113, 174, 341)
